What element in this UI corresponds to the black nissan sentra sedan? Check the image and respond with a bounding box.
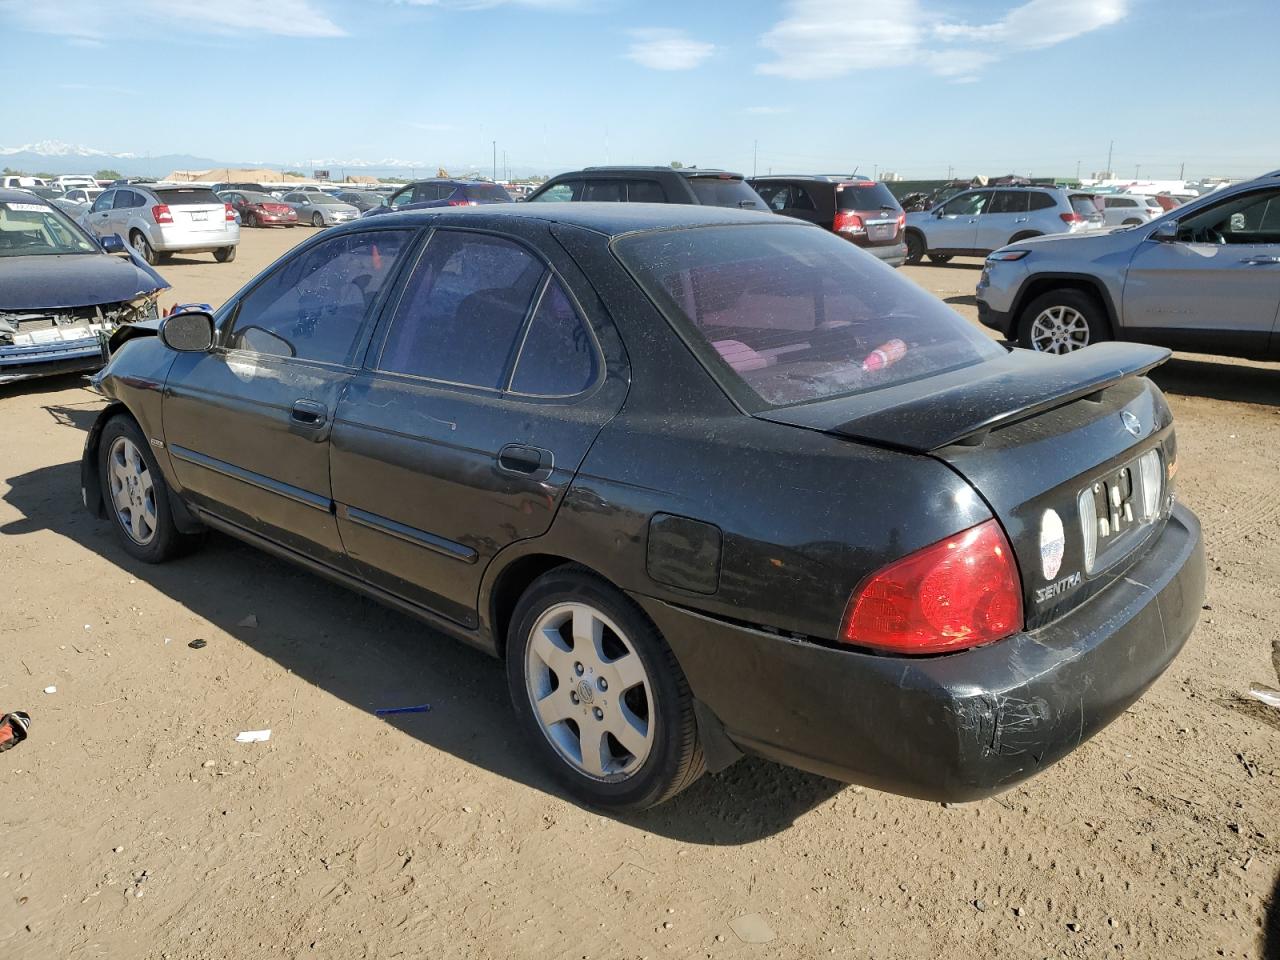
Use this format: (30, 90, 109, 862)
(81, 204, 1204, 811)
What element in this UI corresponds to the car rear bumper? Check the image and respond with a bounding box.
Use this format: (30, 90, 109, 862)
(152, 225, 239, 252)
(635, 502, 1203, 802)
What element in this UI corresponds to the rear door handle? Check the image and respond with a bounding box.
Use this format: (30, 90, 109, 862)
(1239, 256, 1280, 265)
(497, 443, 552, 476)
(291, 399, 328, 427)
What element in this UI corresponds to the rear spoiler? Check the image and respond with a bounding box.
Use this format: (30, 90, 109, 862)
(757, 342, 1171, 453)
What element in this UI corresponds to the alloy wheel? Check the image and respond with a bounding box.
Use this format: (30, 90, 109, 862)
(107, 435, 158, 545)
(1029, 305, 1091, 354)
(524, 601, 654, 781)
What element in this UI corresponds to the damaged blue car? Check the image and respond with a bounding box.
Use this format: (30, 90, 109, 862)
(0, 188, 169, 386)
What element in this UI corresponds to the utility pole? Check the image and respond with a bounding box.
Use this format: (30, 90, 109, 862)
(753, 139, 757, 179)
(1135, 163, 1141, 179)
(1179, 161, 1185, 180)
(1106, 139, 1114, 177)
(947, 164, 953, 179)
(873, 163, 878, 180)
(492, 141, 497, 181)
(503, 150, 507, 180)
(1076, 159, 1081, 180)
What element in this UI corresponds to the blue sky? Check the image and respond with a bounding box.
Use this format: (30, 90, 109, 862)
(1, 0, 1276, 179)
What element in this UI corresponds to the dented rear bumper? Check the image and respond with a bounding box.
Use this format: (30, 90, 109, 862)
(635, 502, 1203, 801)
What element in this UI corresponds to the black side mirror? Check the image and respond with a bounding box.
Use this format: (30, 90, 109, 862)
(1150, 220, 1179, 242)
(160, 311, 215, 352)
(99, 234, 126, 254)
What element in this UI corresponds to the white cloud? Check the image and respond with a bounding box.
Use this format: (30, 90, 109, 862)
(759, 0, 1128, 82)
(626, 28, 716, 71)
(392, 0, 589, 8)
(0, 0, 345, 41)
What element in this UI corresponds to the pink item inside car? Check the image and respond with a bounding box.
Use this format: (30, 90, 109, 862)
(712, 339, 775, 373)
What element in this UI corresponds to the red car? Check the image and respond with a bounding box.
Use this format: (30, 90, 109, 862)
(220, 190, 298, 228)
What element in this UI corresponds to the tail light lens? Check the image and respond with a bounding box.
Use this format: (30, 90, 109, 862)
(447, 199, 478, 207)
(151, 204, 173, 224)
(834, 210, 866, 235)
(840, 519, 1023, 654)
(225, 203, 236, 221)
(897, 212, 906, 230)
(1060, 212, 1085, 224)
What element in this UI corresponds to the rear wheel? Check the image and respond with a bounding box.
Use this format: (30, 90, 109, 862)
(905, 231, 925, 265)
(506, 567, 704, 811)
(1018, 289, 1110, 354)
(129, 230, 158, 266)
(927, 253, 953, 264)
(213, 245, 236, 263)
(98, 416, 203, 563)
(312, 212, 324, 228)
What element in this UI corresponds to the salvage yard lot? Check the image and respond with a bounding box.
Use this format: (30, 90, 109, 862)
(2, 228, 1279, 959)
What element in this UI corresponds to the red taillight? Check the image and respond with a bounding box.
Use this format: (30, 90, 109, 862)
(447, 199, 478, 207)
(225, 202, 236, 222)
(834, 210, 866, 234)
(840, 519, 1023, 654)
(897, 212, 906, 229)
(1060, 212, 1085, 224)
(151, 204, 172, 224)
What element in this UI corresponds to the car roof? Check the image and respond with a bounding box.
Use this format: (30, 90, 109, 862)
(335, 201, 791, 238)
(576, 166, 745, 179)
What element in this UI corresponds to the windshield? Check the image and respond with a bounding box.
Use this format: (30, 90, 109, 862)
(241, 192, 277, 203)
(314, 196, 349, 205)
(836, 182, 900, 211)
(615, 223, 1002, 408)
(688, 176, 766, 210)
(0, 199, 98, 257)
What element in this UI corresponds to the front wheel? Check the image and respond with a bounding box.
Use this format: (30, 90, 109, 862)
(506, 567, 704, 811)
(98, 416, 203, 563)
(213, 245, 236, 263)
(904, 231, 925, 265)
(1018, 289, 1111, 354)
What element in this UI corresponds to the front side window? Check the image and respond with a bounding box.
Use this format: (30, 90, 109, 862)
(615, 223, 1003, 408)
(91, 191, 114, 212)
(628, 180, 666, 203)
(390, 187, 414, 207)
(1176, 188, 1280, 243)
(582, 180, 626, 202)
(378, 230, 546, 388)
(531, 182, 579, 202)
(687, 176, 766, 210)
(940, 192, 989, 217)
(226, 230, 415, 364)
(511, 278, 598, 396)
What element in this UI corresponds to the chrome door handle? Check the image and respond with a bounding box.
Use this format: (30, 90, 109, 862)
(291, 399, 328, 427)
(1014, 217, 1029, 223)
(1239, 256, 1280, 265)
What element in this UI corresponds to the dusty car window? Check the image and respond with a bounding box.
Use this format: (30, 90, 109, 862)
(531, 182, 577, 202)
(378, 230, 546, 388)
(510, 278, 598, 396)
(226, 230, 414, 364)
(615, 223, 1003, 408)
(0, 200, 97, 256)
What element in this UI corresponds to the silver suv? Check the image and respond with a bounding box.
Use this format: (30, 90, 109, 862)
(80, 184, 239, 265)
(904, 186, 1101, 264)
(976, 171, 1280, 356)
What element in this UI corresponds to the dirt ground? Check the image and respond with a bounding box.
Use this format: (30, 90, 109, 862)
(2, 227, 1279, 960)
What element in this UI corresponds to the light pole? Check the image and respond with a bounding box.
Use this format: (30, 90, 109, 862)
(1106, 139, 1114, 177)
(492, 140, 497, 181)
(753, 139, 757, 179)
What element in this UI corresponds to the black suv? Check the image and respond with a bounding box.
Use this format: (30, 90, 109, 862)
(525, 166, 767, 210)
(750, 176, 907, 267)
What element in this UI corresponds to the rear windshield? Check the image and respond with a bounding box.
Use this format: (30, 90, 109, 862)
(155, 188, 222, 206)
(836, 182, 900, 211)
(465, 183, 513, 202)
(1071, 195, 1103, 216)
(687, 176, 766, 210)
(614, 223, 1002, 408)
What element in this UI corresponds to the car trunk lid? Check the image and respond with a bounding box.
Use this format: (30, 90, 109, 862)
(757, 342, 1176, 626)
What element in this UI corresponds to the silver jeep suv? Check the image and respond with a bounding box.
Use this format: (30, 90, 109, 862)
(977, 171, 1280, 357)
(904, 185, 1102, 264)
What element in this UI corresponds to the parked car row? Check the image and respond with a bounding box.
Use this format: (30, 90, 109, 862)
(78, 184, 240, 265)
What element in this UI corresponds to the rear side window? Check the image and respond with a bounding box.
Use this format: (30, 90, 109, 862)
(226, 230, 414, 365)
(465, 182, 512, 203)
(614, 224, 1002, 408)
(687, 177, 765, 210)
(628, 180, 666, 203)
(112, 190, 135, 210)
(155, 188, 222, 205)
(1069, 195, 1101, 216)
(378, 230, 546, 388)
(752, 182, 790, 211)
(836, 182, 899, 211)
(582, 180, 626, 202)
(510, 278, 598, 396)
(1028, 192, 1057, 211)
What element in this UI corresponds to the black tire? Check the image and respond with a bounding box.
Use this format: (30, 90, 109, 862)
(927, 253, 953, 264)
(505, 566, 704, 811)
(214, 245, 236, 263)
(130, 230, 159, 266)
(1008, 231, 1041, 244)
(97, 415, 203, 563)
(1122, 218, 1142, 226)
(1017, 288, 1111, 354)
(312, 212, 324, 228)
(904, 231, 925, 265)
